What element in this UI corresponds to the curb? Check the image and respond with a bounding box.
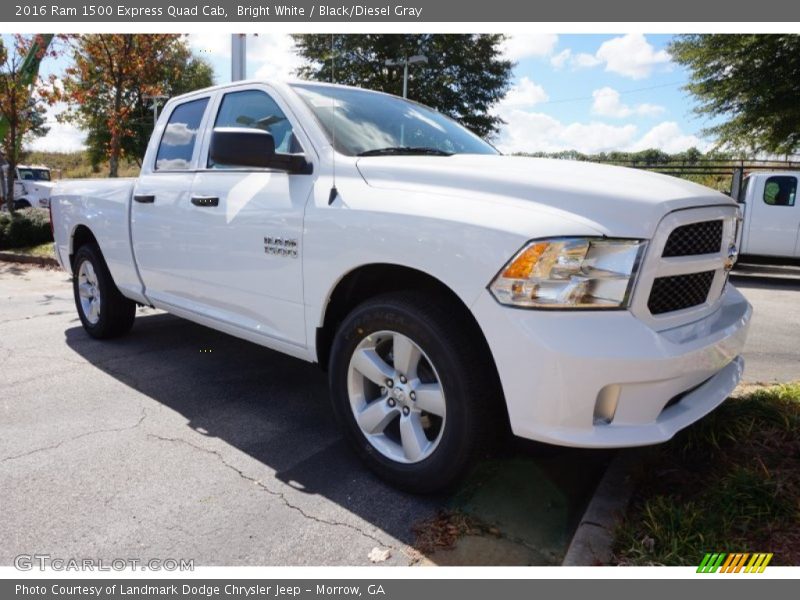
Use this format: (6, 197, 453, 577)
(0, 251, 59, 268)
(561, 450, 641, 566)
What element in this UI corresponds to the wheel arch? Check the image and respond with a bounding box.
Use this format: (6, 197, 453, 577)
(315, 263, 500, 389)
(69, 224, 99, 267)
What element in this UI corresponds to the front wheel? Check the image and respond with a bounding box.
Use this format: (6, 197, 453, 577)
(329, 292, 498, 493)
(72, 243, 136, 339)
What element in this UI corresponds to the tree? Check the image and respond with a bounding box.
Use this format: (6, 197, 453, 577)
(292, 34, 513, 138)
(0, 34, 53, 211)
(85, 52, 213, 171)
(670, 35, 800, 155)
(56, 35, 214, 176)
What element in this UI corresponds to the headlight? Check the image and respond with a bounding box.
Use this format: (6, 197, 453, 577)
(489, 237, 646, 309)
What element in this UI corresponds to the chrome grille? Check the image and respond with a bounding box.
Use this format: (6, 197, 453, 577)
(662, 219, 723, 257)
(647, 270, 715, 315)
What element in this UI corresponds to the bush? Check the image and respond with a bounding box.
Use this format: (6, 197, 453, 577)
(0, 208, 53, 250)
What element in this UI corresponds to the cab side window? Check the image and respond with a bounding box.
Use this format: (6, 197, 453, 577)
(210, 89, 303, 168)
(763, 176, 797, 207)
(155, 98, 209, 171)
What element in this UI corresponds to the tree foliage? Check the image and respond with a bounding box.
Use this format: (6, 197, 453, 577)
(0, 34, 54, 210)
(292, 34, 513, 138)
(53, 35, 213, 176)
(669, 35, 800, 155)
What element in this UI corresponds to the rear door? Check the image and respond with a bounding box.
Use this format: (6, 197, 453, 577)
(131, 94, 212, 305)
(744, 174, 800, 257)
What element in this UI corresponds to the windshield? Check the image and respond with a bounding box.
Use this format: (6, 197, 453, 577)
(291, 83, 498, 157)
(17, 168, 51, 182)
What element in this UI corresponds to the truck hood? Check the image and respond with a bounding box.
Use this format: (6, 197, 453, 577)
(356, 155, 735, 237)
(18, 180, 55, 195)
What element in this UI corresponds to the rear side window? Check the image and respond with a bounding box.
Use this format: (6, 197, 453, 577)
(763, 176, 797, 207)
(155, 98, 209, 171)
(210, 89, 302, 168)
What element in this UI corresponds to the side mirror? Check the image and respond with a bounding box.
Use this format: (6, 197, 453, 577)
(208, 127, 312, 174)
(209, 127, 275, 168)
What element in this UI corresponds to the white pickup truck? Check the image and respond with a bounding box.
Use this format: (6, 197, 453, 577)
(51, 80, 752, 492)
(736, 171, 800, 259)
(1, 164, 54, 210)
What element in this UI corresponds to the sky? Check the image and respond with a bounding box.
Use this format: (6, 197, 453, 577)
(23, 33, 712, 155)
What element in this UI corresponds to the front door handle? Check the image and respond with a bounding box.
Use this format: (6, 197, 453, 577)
(191, 196, 219, 207)
(134, 194, 155, 204)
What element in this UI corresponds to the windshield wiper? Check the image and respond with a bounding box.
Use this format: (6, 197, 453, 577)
(357, 146, 453, 157)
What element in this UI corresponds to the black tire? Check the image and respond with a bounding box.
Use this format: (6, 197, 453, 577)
(328, 291, 499, 493)
(72, 243, 136, 339)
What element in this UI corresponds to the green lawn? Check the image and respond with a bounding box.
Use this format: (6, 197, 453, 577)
(613, 383, 800, 566)
(2, 242, 55, 258)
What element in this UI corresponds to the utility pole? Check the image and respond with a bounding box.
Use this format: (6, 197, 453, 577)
(232, 34, 246, 81)
(385, 55, 428, 98)
(143, 94, 168, 127)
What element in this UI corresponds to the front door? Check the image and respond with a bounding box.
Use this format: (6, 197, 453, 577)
(185, 87, 315, 348)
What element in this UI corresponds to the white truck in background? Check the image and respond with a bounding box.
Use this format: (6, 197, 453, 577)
(0, 164, 55, 210)
(736, 172, 800, 259)
(50, 80, 752, 492)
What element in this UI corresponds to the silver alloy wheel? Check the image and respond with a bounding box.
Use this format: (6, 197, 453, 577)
(77, 260, 101, 325)
(347, 330, 447, 464)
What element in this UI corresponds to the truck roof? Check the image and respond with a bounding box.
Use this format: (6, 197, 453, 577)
(166, 78, 398, 107)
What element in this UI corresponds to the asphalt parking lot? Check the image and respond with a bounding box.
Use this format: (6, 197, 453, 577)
(1, 261, 798, 567)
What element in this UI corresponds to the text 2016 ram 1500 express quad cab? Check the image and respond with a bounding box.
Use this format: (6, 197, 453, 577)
(51, 81, 752, 492)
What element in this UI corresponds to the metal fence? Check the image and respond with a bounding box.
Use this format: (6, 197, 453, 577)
(601, 159, 800, 198)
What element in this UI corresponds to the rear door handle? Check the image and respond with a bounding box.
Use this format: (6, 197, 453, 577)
(191, 196, 219, 207)
(134, 194, 155, 204)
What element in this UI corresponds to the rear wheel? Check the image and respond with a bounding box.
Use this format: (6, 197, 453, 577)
(329, 292, 498, 493)
(72, 243, 136, 339)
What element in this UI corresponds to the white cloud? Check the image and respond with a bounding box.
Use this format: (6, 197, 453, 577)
(26, 102, 86, 153)
(26, 120, 86, 153)
(500, 34, 558, 61)
(632, 121, 708, 153)
(496, 108, 638, 154)
(250, 34, 303, 80)
(573, 52, 602, 68)
(161, 122, 197, 146)
(187, 33, 231, 59)
(496, 99, 707, 155)
(550, 48, 571, 69)
(498, 77, 548, 109)
(565, 34, 671, 79)
(595, 34, 671, 80)
(187, 33, 302, 81)
(591, 87, 665, 118)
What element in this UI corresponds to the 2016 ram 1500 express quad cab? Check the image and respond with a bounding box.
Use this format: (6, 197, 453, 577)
(51, 81, 752, 492)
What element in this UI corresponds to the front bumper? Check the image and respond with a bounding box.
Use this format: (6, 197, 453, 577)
(472, 284, 752, 447)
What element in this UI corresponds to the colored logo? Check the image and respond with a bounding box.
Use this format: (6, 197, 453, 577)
(697, 553, 773, 573)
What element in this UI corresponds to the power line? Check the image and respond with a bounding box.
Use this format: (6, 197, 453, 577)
(538, 80, 684, 106)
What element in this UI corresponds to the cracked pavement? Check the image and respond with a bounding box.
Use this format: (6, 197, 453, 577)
(0, 263, 423, 566)
(1, 262, 797, 567)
